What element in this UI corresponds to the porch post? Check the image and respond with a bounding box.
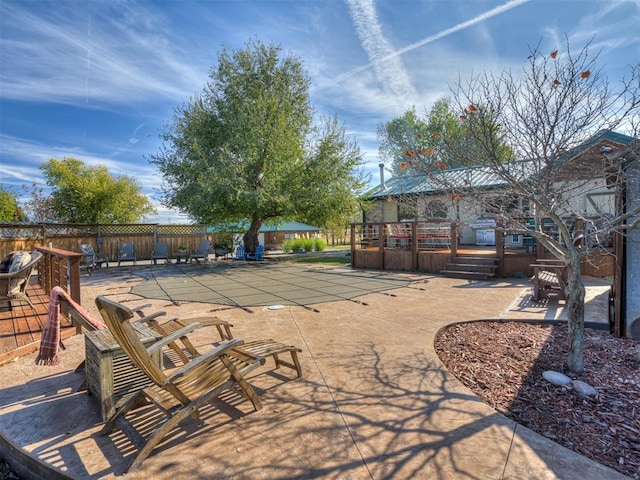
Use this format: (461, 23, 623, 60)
(411, 222, 418, 270)
(496, 219, 505, 276)
(450, 222, 458, 257)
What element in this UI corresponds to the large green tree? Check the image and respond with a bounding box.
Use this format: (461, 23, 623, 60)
(0, 187, 26, 222)
(41, 157, 155, 223)
(377, 98, 467, 176)
(151, 39, 367, 254)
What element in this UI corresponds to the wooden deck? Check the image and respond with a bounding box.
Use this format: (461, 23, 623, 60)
(0, 283, 76, 365)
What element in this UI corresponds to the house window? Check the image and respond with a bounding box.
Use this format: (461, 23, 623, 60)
(398, 201, 418, 221)
(482, 195, 526, 217)
(425, 200, 447, 219)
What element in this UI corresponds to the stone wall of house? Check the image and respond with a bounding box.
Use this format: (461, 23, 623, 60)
(626, 160, 640, 339)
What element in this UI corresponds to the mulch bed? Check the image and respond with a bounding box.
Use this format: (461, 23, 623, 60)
(434, 320, 640, 478)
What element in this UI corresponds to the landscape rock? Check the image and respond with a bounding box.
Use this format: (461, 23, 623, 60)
(572, 380, 598, 398)
(542, 370, 572, 386)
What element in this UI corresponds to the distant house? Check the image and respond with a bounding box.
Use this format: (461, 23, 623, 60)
(364, 130, 636, 248)
(207, 221, 321, 251)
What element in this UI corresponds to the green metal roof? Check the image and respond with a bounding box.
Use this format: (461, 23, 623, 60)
(207, 220, 321, 234)
(369, 130, 636, 199)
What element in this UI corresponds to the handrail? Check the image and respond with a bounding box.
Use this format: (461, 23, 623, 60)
(35, 246, 83, 332)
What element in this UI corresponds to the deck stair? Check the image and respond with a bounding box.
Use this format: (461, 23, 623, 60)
(441, 254, 499, 280)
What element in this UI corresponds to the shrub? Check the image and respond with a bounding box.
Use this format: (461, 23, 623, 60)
(283, 237, 325, 253)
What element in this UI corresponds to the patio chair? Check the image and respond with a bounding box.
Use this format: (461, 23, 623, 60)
(151, 241, 169, 265)
(117, 242, 137, 266)
(94, 295, 264, 472)
(188, 240, 211, 263)
(79, 244, 109, 275)
(0, 251, 42, 310)
(136, 312, 302, 378)
(246, 244, 264, 261)
(231, 245, 246, 261)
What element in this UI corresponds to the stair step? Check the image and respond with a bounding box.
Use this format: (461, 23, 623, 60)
(445, 264, 497, 274)
(440, 270, 496, 280)
(449, 257, 499, 266)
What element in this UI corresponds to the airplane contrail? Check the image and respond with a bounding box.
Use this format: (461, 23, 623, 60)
(337, 0, 530, 85)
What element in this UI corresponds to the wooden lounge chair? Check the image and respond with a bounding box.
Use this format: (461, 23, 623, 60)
(135, 310, 302, 378)
(188, 240, 210, 263)
(117, 242, 137, 266)
(0, 251, 42, 310)
(94, 295, 264, 472)
(151, 241, 169, 265)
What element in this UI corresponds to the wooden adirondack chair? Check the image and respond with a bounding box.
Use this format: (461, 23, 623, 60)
(232, 245, 246, 261)
(79, 244, 109, 275)
(188, 240, 210, 263)
(117, 242, 137, 266)
(94, 295, 264, 472)
(246, 244, 264, 261)
(151, 242, 169, 265)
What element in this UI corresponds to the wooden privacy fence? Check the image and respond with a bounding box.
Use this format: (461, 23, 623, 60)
(0, 223, 207, 262)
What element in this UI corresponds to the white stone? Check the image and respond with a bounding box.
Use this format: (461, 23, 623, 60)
(542, 370, 572, 386)
(572, 380, 598, 398)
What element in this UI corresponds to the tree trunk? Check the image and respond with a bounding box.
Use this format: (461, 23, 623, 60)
(565, 255, 586, 373)
(243, 217, 262, 255)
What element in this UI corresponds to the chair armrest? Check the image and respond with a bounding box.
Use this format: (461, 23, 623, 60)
(145, 323, 202, 354)
(131, 303, 153, 315)
(133, 310, 168, 325)
(167, 338, 246, 381)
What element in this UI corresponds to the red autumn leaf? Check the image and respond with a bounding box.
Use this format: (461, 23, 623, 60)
(453, 194, 460, 201)
(550, 49, 558, 58)
(440, 163, 447, 169)
(426, 149, 435, 156)
(460, 115, 467, 121)
(465, 129, 471, 134)
(581, 70, 590, 79)
(432, 132, 439, 139)
(404, 150, 411, 156)
(468, 104, 477, 112)
(434, 161, 440, 167)
(400, 162, 407, 170)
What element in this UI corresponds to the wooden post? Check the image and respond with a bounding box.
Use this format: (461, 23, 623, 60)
(496, 219, 505, 277)
(410, 222, 418, 270)
(36, 246, 84, 333)
(450, 222, 458, 257)
(350, 224, 356, 268)
(378, 223, 384, 270)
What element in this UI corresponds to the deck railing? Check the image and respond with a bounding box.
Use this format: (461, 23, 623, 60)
(35, 246, 83, 331)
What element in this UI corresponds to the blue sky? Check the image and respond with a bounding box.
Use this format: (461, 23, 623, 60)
(1, 0, 638, 223)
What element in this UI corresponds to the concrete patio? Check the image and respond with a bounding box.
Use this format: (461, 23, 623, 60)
(0, 262, 623, 479)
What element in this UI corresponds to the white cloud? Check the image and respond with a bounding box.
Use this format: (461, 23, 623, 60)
(345, 0, 415, 102)
(0, 2, 208, 105)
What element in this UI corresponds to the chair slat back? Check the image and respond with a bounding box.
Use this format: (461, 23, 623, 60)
(95, 295, 166, 385)
(153, 242, 168, 256)
(119, 243, 135, 257)
(196, 241, 210, 254)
